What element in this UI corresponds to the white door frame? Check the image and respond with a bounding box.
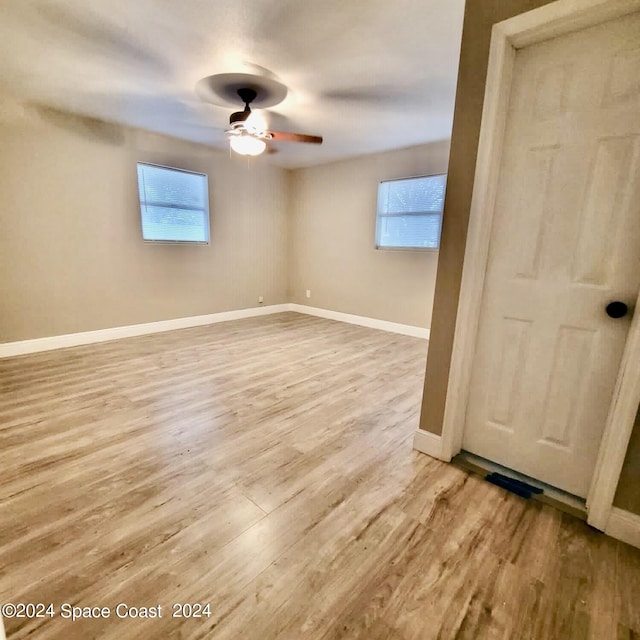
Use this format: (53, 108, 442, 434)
(440, 0, 640, 531)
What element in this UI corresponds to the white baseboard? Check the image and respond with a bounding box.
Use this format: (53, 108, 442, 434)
(0, 303, 429, 358)
(0, 304, 290, 358)
(289, 304, 429, 339)
(412, 429, 450, 462)
(606, 507, 640, 549)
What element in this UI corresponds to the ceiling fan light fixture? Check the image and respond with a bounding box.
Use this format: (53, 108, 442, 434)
(229, 133, 266, 156)
(244, 110, 267, 136)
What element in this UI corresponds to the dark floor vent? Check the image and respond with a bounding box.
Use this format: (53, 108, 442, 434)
(485, 472, 544, 499)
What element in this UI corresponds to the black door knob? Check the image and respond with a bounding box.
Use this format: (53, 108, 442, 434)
(605, 301, 628, 319)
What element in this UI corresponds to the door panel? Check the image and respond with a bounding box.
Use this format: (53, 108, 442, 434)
(539, 325, 594, 447)
(489, 317, 531, 429)
(463, 13, 640, 497)
(571, 135, 639, 285)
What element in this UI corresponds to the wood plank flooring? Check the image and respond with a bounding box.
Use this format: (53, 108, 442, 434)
(0, 312, 638, 639)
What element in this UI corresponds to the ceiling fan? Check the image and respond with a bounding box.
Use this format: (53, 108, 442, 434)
(196, 73, 323, 157)
(225, 87, 323, 156)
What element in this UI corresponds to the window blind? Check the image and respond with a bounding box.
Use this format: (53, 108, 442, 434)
(137, 163, 210, 244)
(375, 174, 446, 249)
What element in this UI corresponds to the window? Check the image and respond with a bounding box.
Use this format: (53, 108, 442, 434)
(375, 174, 446, 250)
(137, 163, 210, 244)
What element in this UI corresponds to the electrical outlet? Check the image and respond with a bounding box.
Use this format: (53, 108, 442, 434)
(258, 296, 264, 304)
(305, 289, 311, 298)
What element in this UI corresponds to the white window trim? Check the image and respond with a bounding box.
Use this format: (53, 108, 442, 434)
(375, 173, 446, 252)
(137, 162, 211, 245)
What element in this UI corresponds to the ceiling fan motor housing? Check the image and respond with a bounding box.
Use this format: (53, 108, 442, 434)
(229, 87, 258, 127)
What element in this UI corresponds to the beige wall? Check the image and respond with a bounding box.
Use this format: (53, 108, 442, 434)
(0, 104, 289, 342)
(288, 141, 450, 328)
(0, 104, 446, 343)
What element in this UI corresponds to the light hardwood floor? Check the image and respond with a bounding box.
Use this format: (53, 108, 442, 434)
(0, 312, 638, 639)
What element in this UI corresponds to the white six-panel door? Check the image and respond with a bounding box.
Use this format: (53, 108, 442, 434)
(462, 12, 640, 498)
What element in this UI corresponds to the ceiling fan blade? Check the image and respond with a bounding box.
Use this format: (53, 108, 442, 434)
(268, 131, 323, 144)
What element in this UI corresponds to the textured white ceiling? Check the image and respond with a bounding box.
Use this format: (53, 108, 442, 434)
(0, 0, 465, 168)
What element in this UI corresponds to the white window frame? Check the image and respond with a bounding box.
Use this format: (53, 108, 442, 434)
(375, 173, 446, 252)
(137, 162, 211, 245)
